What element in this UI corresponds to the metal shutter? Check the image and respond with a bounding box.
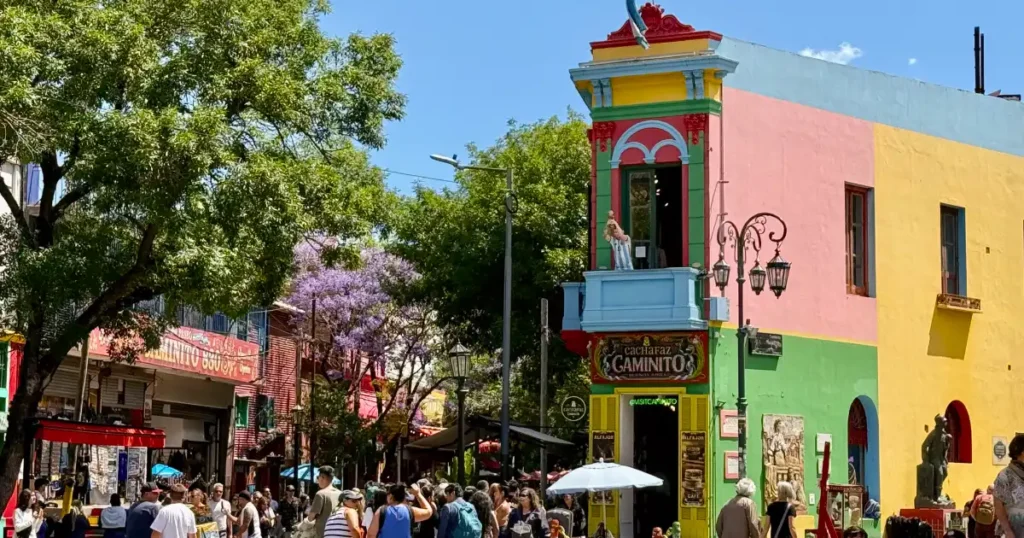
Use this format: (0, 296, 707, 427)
(101, 378, 146, 409)
(45, 368, 80, 399)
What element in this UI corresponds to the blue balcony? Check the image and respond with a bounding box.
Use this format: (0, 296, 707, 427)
(561, 267, 707, 333)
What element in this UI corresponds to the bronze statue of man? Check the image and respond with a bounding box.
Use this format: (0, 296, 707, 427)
(921, 415, 952, 501)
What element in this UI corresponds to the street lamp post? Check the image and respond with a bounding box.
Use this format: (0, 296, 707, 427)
(431, 153, 515, 480)
(448, 343, 471, 485)
(712, 213, 792, 479)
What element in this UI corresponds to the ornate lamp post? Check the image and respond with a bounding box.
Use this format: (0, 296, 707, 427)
(448, 342, 471, 484)
(712, 213, 792, 478)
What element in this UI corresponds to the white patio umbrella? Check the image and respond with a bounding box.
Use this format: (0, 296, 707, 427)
(545, 460, 663, 533)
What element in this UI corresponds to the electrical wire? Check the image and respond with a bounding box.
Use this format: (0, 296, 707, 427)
(382, 169, 457, 184)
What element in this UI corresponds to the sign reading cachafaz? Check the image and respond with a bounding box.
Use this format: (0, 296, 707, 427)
(590, 332, 708, 384)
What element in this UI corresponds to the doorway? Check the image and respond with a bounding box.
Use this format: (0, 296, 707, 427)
(632, 396, 679, 538)
(621, 166, 684, 269)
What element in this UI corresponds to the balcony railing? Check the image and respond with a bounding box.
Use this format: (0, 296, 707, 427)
(562, 267, 707, 333)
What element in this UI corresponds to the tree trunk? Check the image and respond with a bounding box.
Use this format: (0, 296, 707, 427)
(0, 346, 51, 506)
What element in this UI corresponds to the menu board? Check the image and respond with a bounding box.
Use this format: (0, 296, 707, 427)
(680, 431, 707, 507)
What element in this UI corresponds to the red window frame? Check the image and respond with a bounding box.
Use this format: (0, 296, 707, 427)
(845, 185, 870, 296)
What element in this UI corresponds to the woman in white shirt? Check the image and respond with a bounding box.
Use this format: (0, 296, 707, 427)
(14, 490, 42, 538)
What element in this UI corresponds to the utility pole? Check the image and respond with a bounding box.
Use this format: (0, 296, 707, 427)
(307, 297, 317, 493)
(539, 299, 549, 495)
(293, 325, 303, 492)
(67, 337, 90, 514)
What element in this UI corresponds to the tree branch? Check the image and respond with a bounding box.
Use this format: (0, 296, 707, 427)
(52, 183, 92, 220)
(0, 178, 32, 245)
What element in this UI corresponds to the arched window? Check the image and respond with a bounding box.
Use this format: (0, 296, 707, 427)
(945, 401, 973, 463)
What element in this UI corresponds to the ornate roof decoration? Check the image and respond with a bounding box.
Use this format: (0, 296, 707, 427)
(591, 3, 721, 50)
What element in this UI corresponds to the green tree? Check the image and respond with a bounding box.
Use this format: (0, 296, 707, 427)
(0, 0, 403, 500)
(391, 114, 592, 469)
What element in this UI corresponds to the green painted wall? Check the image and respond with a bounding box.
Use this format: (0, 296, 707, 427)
(596, 147, 612, 268)
(709, 328, 879, 535)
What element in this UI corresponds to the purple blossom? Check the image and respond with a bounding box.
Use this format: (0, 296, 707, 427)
(288, 244, 428, 371)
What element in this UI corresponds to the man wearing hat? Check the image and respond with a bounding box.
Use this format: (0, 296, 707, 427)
(324, 491, 363, 538)
(126, 483, 162, 538)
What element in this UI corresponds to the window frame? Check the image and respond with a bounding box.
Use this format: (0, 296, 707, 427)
(0, 341, 8, 390)
(234, 396, 250, 428)
(256, 395, 276, 432)
(845, 185, 871, 296)
(940, 205, 965, 296)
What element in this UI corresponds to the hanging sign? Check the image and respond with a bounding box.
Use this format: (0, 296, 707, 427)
(590, 332, 708, 384)
(560, 396, 587, 422)
(994, 436, 1010, 465)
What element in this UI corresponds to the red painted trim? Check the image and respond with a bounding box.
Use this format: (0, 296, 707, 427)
(34, 419, 166, 448)
(591, 31, 723, 50)
(591, 4, 722, 50)
(681, 165, 689, 267)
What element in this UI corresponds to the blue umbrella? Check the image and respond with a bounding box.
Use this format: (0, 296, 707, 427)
(280, 464, 341, 485)
(151, 463, 183, 478)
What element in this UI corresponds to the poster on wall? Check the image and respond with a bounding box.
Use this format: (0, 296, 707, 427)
(993, 436, 1010, 465)
(720, 410, 739, 439)
(762, 415, 807, 511)
(592, 431, 615, 462)
(680, 431, 706, 507)
(590, 333, 708, 384)
(724, 451, 740, 480)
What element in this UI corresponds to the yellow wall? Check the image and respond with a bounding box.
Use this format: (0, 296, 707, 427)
(612, 73, 687, 106)
(874, 123, 1024, 510)
(592, 39, 712, 62)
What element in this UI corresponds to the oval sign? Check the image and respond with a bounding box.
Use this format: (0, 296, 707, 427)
(561, 396, 587, 422)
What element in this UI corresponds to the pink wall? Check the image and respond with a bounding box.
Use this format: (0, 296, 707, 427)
(713, 87, 876, 344)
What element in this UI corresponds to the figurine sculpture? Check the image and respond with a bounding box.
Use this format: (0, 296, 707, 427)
(604, 211, 634, 270)
(914, 415, 955, 508)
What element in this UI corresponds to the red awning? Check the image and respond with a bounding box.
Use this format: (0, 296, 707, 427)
(34, 420, 166, 448)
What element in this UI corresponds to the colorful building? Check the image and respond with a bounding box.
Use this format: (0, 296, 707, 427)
(562, 4, 1024, 538)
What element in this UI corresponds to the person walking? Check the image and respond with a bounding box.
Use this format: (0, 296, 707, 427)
(469, 490, 498, 538)
(761, 482, 797, 538)
(238, 492, 262, 538)
(996, 435, 1024, 538)
(715, 478, 759, 538)
(307, 466, 343, 538)
(210, 483, 237, 538)
(278, 486, 301, 535)
(412, 485, 437, 538)
(101, 494, 129, 538)
(264, 489, 280, 513)
(507, 488, 547, 538)
(151, 485, 198, 538)
(559, 495, 585, 538)
(325, 491, 364, 538)
(126, 483, 162, 538)
(58, 500, 90, 538)
(257, 497, 276, 538)
(489, 485, 511, 538)
(971, 486, 997, 538)
(438, 484, 480, 538)
(367, 484, 433, 538)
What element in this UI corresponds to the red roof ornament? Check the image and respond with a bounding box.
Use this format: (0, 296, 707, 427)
(592, 3, 721, 50)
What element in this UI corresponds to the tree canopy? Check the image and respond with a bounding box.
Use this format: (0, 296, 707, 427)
(391, 114, 592, 467)
(0, 0, 404, 500)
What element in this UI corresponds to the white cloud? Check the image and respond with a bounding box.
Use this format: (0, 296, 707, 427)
(908, 58, 917, 66)
(799, 42, 864, 65)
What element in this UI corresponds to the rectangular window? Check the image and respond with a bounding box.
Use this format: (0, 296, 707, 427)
(620, 166, 685, 269)
(845, 185, 872, 296)
(0, 342, 8, 390)
(941, 205, 966, 295)
(234, 396, 249, 428)
(257, 395, 276, 431)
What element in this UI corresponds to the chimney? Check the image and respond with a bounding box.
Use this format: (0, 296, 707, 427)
(974, 27, 983, 94)
(981, 32, 986, 94)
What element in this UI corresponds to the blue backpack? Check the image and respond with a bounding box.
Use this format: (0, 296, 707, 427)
(453, 502, 483, 538)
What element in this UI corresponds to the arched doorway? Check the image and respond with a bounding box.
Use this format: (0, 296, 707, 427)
(945, 400, 973, 463)
(848, 399, 868, 485)
(848, 396, 881, 504)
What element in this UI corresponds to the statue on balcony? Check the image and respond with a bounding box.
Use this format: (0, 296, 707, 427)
(914, 414, 955, 509)
(605, 211, 634, 270)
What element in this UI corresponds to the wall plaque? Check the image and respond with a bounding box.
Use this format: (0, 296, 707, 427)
(749, 332, 783, 357)
(590, 332, 708, 384)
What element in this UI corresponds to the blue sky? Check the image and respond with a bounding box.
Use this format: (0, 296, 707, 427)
(322, 0, 1024, 194)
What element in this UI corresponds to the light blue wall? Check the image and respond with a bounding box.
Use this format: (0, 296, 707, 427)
(717, 38, 1024, 157)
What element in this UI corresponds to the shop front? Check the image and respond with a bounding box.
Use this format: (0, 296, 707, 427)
(586, 332, 711, 538)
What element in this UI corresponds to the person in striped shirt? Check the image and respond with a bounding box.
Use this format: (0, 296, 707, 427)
(325, 491, 365, 538)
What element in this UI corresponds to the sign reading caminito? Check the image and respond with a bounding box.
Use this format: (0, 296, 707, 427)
(591, 332, 708, 384)
(561, 396, 587, 422)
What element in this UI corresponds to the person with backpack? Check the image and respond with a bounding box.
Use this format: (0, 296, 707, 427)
(367, 484, 433, 538)
(437, 484, 483, 538)
(760, 482, 796, 538)
(971, 486, 997, 538)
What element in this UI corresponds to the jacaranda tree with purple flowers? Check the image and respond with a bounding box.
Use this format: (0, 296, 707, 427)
(289, 243, 443, 471)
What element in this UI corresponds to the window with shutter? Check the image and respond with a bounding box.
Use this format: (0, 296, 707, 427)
(257, 395, 276, 431)
(940, 205, 965, 295)
(235, 396, 250, 428)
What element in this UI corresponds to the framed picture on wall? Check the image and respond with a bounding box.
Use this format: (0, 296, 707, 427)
(724, 451, 740, 480)
(720, 410, 739, 439)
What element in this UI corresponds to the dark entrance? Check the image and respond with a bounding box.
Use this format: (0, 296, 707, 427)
(621, 166, 684, 269)
(632, 396, 679, 538)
